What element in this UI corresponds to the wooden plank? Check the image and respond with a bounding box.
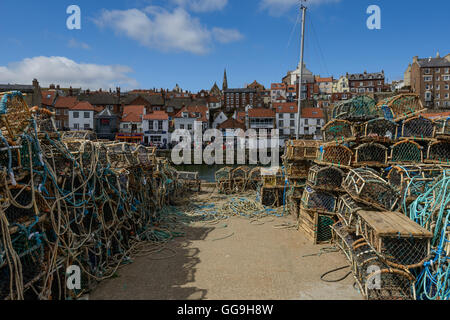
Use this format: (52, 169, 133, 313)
(357, 210, 432, 238)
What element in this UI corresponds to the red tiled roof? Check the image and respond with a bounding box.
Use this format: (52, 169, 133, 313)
(122, 105, 145, 123)
(143, 111, 169, 121)
(174, 105, 208, 122)
(54, 96, 78, 109)
(235, 111, 246, 122)
(315, 76, 333, 83)
(271, 83, 286, 90)
(248, 108, 275, 118)
(218, 118, 246, 130)
(41, 90, 57, 106)
(301, 108, 325, 119)
(273, 102, 298, 113)
(70, 101, 95, 111)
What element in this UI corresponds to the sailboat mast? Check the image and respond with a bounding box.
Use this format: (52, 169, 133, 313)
(296, 3, 307, 140)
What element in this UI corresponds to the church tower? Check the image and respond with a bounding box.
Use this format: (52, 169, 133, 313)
(223, 69, 228, 91)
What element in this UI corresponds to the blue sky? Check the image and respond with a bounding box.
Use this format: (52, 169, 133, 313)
(0, 0, 448, 91)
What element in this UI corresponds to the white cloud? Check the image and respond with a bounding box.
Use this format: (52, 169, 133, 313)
(172, 0, 228, 12)
(212, 27, 244, 43)
(0, 56, 138, 90)
(95, 6, 242, 55)
(261, 0, 340, 16)
(68, 38, 91, 50)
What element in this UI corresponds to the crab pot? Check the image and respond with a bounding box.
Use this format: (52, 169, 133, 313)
(387, 166, 437, 202)
(300, 186, 337, 214)
(322, 120, 354, 142)
(0, 92, 32, 141)
(426, 141, 450, 164)
(298, 207, 338, 244)
(380, 94, 424, 121)
(331, 221, 363, 264)
(336, 194, 366, 228)
(260, 186, 284, 207)
(361, 118, 397, 140)
(357, 210, 432, 269)
(401, 116, 435, 139)
(332, 96, 379, 121)
(284, 140, 320, 161)
(354, 143, 388, 167)
(317, 145, 354, 168)
(342, 168, 400, 211)
(434, 118, 450, 137)
(61, 130, 97, 141)
(352, 243, 416, 300)
(390, 140, 423, 164)
(307, 165, 345, 191)
(0, 144, 22, 172)
(286, 162, 310, 179)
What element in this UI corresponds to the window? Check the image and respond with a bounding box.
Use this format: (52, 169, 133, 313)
(84, 112, 90, 119)
(445, 85, 449, 90)
(74, 123, 79, 129)
(64, 110, 68, 115)
(446, 68, 450, 74)
(443, 76, 450, 81)
(290, 113, 295, 119)
(445, 93, 449, 99)
(279, 120, 283, 128)
(149, 121, 153, 130)
(123, 124, 128, 129)
(424, 76, 432, 82)
(437, 85, 440, 90)
(73, 112, 79, 118)
(180, 124, 184, 129)
(424, 68, 430, 74)
(158, 121, 163, 131)
(188, 124, 192, 131)
(436, 68, 440, 73)
(436, 94, 440, 99)
(84, 124, 90, 129)
(56, 109, 61, 115)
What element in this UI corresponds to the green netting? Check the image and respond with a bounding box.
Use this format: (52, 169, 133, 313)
(391, 142, 422, 163)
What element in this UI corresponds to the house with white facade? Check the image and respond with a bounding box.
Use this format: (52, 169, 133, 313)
(173, 106, 209, 141)
(142, 111, 169, 147)
(68, 101, 95, 131)
(212, 111, 228, 129)
(117, 105, 146, 143)
(270, 83, 287, 103)
(274, 103, 325, 142)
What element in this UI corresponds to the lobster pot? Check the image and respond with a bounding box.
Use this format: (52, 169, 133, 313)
(133, 145, 156, 167)
(332, 96, 379, 121)
(61, 130, 97, 141)
(307, 165, 345, 191)
(33, 109, 57, 133)
(390, 140, 423, 164)
(0, 91, 32, 141)
(39, 138, 74, 174)
(106, 143, 134, 168)
(177, 171, 201, 192)
(0, 144, 22, 172)
(301, 186, 336, 214)
(215, 167, 232, 182)
(401, 116, 435, 139)
(357, 210, 432, 269)
(434, 118, 450, 137)
(343, 168, 400, 211)
(426, 141, 450, 164)
(387, 166, 437, 201)
(231, 166, 250, 180)
(284, 140, 319, 161)
(352, 244, 416, 300)
(261, 167, 284, 187)
(322, 120, 354, 142)
(247, 167, 262, 190)
(317, 145, 353, 168)
(336, 194, 365, 228)
(354, 143, 388, 167)
(286, 162, 309, 179)
(331, 221, 362, 264)
(362, 118, 397, 140)
(379, 94, 424, 121)
(298, 207, 338, 244)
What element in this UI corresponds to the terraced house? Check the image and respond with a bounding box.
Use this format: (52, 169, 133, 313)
(410, 52, 450, 109)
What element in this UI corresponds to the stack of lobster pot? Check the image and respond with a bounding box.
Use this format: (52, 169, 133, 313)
(282, 140, 320, 217)
(295, 93, 450, 300)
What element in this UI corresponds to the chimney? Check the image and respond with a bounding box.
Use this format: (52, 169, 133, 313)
(50, 84, 55, 90)
(56, 85, 60, 90)
(413, 56, 418, 64)
(436, 51, 440, 58)
(69, 86, 73, 96)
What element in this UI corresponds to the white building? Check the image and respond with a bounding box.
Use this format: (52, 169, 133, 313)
(212, 112, 228, 129)
(173, 106, 210, 140)
(120, 105, 146, 134)
(275, 103, 325, 142)
(143, 111, 170, 147)
(68, 101, 95, 131)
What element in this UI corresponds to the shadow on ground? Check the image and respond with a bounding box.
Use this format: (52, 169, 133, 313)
(90, 223, 214, 300)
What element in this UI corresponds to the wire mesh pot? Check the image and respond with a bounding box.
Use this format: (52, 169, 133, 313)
(342, 168, 400, 211)
(307, 165, 345, 191)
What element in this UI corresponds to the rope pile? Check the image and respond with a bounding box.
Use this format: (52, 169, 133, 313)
(0, 91, 190, 300)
